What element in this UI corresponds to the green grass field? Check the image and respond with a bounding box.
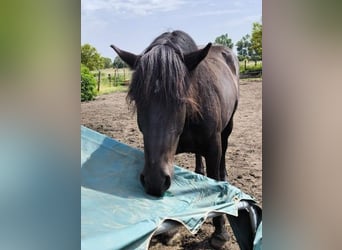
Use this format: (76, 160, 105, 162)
(91, 68, 131, 95)
(239, 60, 262, 73)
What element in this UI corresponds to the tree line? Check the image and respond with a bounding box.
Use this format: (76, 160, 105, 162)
(81, 22, 261, 101)
(214, 22, 262, 64)
(81, 21, 262, 71)
(81, 44, 114, 71)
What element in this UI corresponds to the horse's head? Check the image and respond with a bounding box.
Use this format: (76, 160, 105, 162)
(111, 40, 211, 196)
(137, 101, 186, 197)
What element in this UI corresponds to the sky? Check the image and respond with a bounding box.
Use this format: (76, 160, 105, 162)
(81, 0, 262, 59)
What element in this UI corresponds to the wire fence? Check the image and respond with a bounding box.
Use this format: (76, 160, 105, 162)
(92, 61, 262, 95)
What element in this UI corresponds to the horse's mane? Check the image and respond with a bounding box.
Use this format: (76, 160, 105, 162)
(127, 31, 201, 115)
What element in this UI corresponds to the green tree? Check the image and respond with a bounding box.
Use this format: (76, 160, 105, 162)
(214, 33, 234, 49)
(102, 57, 112, 69)
(250, 22, 262, 61)
(113, 56, 127, 68)
(236, 34, 251, 61)
(81, 44, 104, 71)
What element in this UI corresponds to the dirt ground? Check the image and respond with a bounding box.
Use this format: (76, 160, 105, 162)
(81, 79, 262, 249)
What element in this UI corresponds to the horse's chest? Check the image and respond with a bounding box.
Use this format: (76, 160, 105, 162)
(176, 125, 210, 154)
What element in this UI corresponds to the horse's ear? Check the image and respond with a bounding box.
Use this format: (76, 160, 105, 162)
(184, 43, 212, 71)
(110, 45, 139, 69)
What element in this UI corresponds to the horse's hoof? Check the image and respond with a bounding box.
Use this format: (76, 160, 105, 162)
(209, 231, 230, 249)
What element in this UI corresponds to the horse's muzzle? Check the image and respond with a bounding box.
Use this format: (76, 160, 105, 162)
(140, 173, 171, 197)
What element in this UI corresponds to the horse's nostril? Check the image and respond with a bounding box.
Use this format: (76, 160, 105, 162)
(140, 174, 145, 187)
(164, 175, 171, 190)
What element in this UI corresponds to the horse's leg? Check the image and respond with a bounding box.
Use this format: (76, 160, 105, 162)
(219, 119, 234, 181)
(204, 135, 229, 249)
(195, 154, 204, 175)
(204, 134, 221, 180)
(209, 119, 240, 249)
(207, 120, 235, 249)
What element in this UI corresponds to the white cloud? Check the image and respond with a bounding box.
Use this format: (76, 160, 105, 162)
(193, 9, 241, 17)
(81, 0, 107, 11)
(225, 15, 261, 27)
(82, 0, 186, 16)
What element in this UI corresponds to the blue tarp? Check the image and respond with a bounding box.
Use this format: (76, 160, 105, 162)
(81, 126, 262, 250)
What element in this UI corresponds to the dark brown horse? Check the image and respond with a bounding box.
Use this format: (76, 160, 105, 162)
(111, 30, 239, 248)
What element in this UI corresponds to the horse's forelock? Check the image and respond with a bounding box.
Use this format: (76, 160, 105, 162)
(127, 44, 200, 116)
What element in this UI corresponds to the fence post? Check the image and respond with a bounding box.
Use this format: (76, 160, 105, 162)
(97, 71, 101, 91)
(114, 68, 117, 86)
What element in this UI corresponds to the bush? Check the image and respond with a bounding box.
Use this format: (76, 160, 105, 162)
(81, 64, 97, 101)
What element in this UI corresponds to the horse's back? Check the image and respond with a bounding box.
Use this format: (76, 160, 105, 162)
(206, 45, 239, 91)
(218, 46, 239, 78)
(201, 45, 239, 127)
